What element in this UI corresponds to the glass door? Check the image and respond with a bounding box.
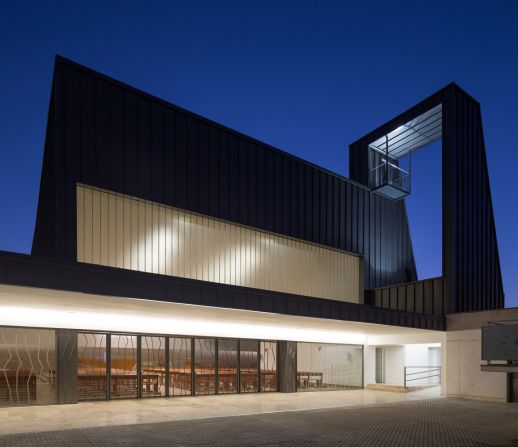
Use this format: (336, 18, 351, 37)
(110, 334, 138, 399)
(77, 332, 107, 401)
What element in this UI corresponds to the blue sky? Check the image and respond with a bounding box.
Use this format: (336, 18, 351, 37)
(0, 1, 516, 305)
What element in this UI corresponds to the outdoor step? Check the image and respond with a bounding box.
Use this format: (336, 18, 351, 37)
(365, 383, 437, 393)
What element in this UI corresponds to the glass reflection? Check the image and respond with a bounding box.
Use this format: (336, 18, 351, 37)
(169, 337, 192, 396)
(260, 341, 277, 392)
(0, 327, 56, 406)
(141, 336, 166, 398)
(194, 338, 215, 395)
(110, 334, 138, 399)
(218, 339, 237, 394)
(240, 340, 258, 393)
(297, 342, 363, 392)
(77, 332, 107, 401)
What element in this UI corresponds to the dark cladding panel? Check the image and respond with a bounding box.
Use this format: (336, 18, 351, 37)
(282, 155, 291, 235)
(248, 142, 258, 228)
(96, 79, 112, 191)
(238, 139, 250, 225)
(228, 133, 240, 223)
(443, 87, 504, 312)
(351, 83, 504, 313)
(256, 144, 266, 229)
(291, 159, 301, 239)
(186, 116, 199, 211)
(197, 121, 210, 215)
(56, 329, 78, 404)
(137, 96, 152, 199)
(150, 102, 165, 204)
(124, 89, 139, 197)
(163, 107, 176, 205)
(109, 85, 126, 194)
(304, 166, 313, 241)
(264, 148, 275, 232)
(79, 69, 96, 187)
(311, 169, 320, 243)
(218, 130, 230, 220)
(33, 57, 417, 292)
(207, 125, 220, 216)
(318, 173, 326, 245)
(297, 162, 306, 240)
(174, 112, 188, 210)
(326, 175, 333, 247)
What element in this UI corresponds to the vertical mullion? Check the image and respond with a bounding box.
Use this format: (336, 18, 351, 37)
(256, 340, 260, 393)
(191, 338, 195, 396)
(215, 339, 219, 395)
(237, 339, 241, 393)
(106, 333, 111, 400)
(362, 345, 365, 389)
(137, 336, 142, 399)
(165, 337, 170, 398)
(276, 341, 280, 392)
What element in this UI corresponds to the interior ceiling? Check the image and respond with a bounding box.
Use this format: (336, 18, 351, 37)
(0, 284, 443, 344)
(369, 104, 442, 159)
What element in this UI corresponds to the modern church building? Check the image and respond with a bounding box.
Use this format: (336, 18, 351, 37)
(0, 56, 513, 407)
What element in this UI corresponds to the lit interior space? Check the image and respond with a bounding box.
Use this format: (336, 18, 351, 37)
(0, 283, 443, 405)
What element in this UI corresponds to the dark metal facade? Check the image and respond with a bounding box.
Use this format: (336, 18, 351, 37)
(350, 84, 504, 313)
(0, 251, 445, 330)
(367, 277, 445, 317)
(32, 56, 417, 294)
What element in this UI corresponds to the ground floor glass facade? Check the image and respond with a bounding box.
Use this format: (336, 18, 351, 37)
(75, 332, 279, 402)
(169, 337, 191, 396)
(0, 327, 56, 405)
(77, 332, 107, 401)
(1, 326, 366, 407)
(141, 336, 166, 398)
(297, 342, 363, 391)
(218, 339, 238, 394)
(260, 341, 277, 392)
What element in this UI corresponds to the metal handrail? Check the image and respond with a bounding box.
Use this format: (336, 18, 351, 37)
(404, 366, 441, 389)
(369, 162, 410, 192)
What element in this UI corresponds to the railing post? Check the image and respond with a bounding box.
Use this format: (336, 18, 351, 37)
(404, 366, 406, 389)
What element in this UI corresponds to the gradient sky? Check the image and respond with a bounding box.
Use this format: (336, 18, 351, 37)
(0, 1, 516, 306)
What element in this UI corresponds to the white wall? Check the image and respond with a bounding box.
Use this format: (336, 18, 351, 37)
(443, 309, 518, 403)
(404, 344, 441, 385)
(364, 345, 376, 385)
(445, 328, 507, 402)
(384, 346, 405, 385)
(363, 343, 442, 387)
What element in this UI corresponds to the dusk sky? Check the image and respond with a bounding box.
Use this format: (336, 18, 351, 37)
(1, 1, 517, 306)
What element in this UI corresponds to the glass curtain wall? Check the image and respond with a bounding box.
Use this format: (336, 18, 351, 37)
(260, 341, 277, 392)
(141, 336, 166, 397)
(194, 338, 216, 395)
(169, 337, 192, 396)
(240, 340, 259, 393)
(0, 327, 56, 406)
(110, 334, 138, 399)
(297, 342, 363, 392)
(217, 339, 238, 394)
(77, 332, 107, 401)
(1, 328, 280, 406)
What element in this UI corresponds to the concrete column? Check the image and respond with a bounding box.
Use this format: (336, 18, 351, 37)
(56, 329, 78, 404)
(278, 341, 297, 393)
